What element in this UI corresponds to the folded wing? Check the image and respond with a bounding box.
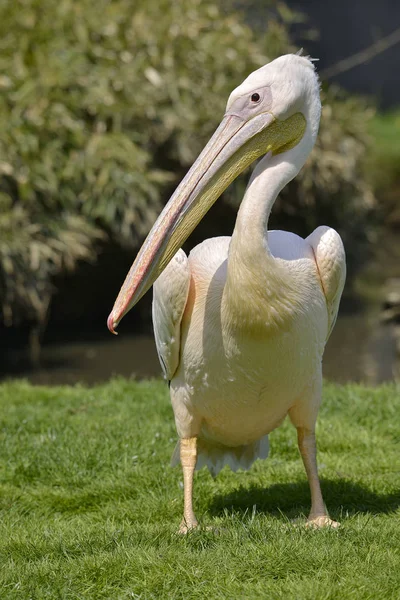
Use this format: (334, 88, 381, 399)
(152, 249, 191, 381)
(307, 226, 346, 341)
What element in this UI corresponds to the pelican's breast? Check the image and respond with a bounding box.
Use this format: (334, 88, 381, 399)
(174, 232, 328, 446)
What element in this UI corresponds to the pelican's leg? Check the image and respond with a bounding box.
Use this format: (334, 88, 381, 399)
(289, 377, 339, 528)
(179, 437, 198, 534)
(296, 427, 339, 528)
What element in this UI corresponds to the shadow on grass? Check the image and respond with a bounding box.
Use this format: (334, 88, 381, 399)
(4, 482, 140, 515)
(209, 479, 400, 519)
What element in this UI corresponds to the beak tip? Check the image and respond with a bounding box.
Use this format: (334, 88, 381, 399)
(107, 313, 119, 336)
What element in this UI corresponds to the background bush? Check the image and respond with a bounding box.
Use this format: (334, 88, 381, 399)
(0, 0, 375, 328)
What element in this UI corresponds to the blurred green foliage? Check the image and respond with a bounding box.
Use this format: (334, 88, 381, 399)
(0, 0, 375, 326)
(366, 110, 400, 227)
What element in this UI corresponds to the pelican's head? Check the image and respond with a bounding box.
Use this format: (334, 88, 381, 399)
(108, 54, 321, 333)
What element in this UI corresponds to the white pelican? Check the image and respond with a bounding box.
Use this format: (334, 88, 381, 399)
(108, 54, 346, 532)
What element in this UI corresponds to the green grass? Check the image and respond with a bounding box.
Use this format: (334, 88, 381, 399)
(0, 378, 399, 599)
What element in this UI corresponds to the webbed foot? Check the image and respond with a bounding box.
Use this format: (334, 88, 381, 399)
(306, 515, 340, 529)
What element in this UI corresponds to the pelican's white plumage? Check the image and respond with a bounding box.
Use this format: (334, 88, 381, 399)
(154, 227, 345, 472)
(109, 54, 346, 531)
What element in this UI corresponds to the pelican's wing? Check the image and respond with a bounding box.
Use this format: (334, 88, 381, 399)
(152, 249, 191, 381)
(307, 226, 346, 341)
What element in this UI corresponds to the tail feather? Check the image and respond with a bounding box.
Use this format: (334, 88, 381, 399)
(171, 435, 269, 477)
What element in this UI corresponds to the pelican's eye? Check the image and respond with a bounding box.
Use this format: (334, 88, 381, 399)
(251, 92, 261, 103)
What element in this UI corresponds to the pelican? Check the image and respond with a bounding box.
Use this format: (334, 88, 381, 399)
(108, 54, 346, 532)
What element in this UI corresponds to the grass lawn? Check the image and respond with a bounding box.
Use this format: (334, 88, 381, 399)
(0, 378, 399, 599)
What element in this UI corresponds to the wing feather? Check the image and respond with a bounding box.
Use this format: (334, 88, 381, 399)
(152, 249, 190, 381)
(307, 226, 346, 341)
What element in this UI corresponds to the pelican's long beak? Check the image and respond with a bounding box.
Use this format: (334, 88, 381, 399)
(107, 110, 306, 333)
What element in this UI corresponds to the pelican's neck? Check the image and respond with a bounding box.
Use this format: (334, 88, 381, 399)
(228, 153, 299, 270)
(223, 148, 309, 329)
(224, 125, 317, 329)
